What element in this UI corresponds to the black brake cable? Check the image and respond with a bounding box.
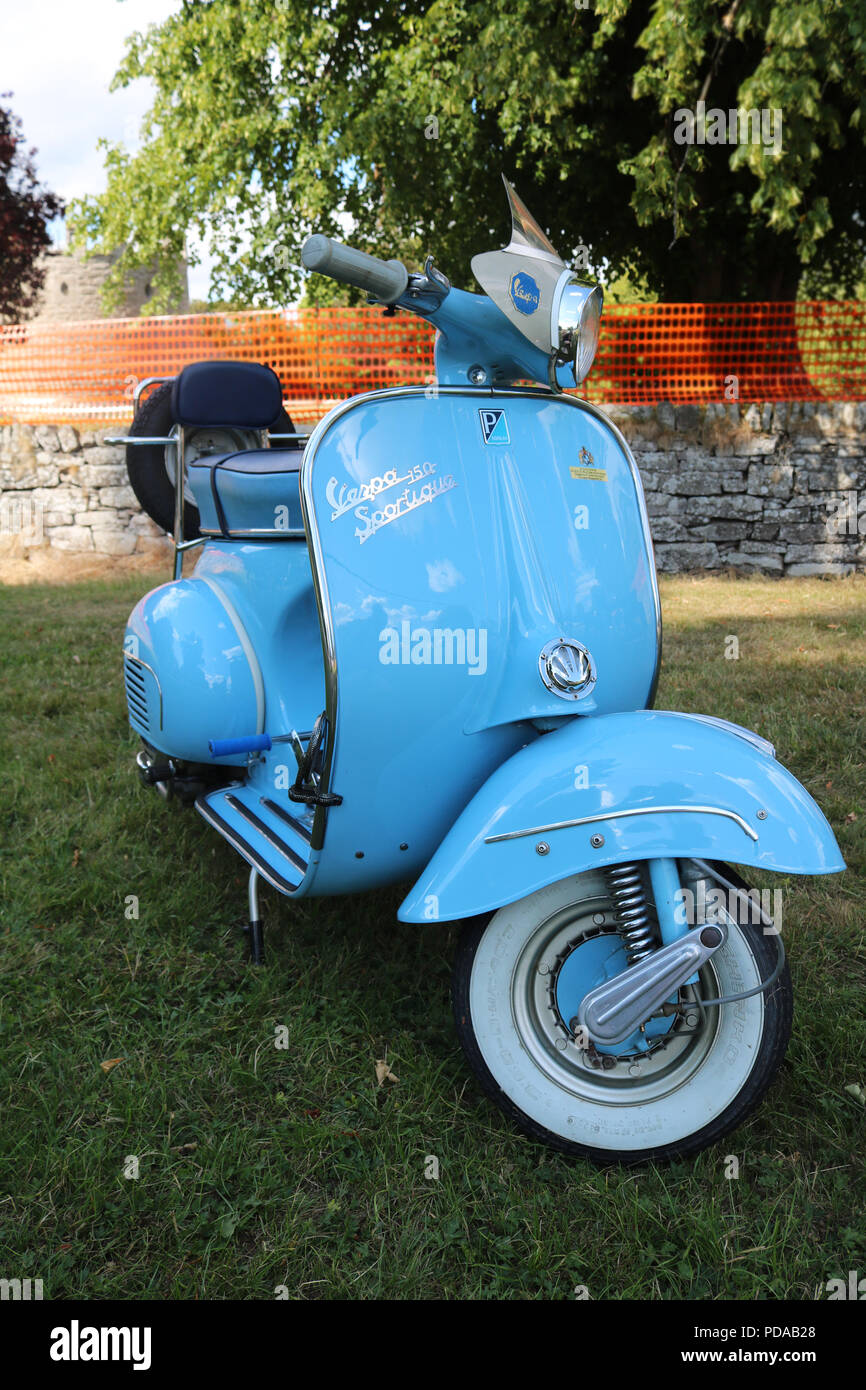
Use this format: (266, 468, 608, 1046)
(685, 859, 787, 1006)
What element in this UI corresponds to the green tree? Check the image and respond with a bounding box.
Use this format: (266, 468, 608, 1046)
(70, 0, 866, 310)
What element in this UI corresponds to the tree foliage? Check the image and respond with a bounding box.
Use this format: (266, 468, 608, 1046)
(70, 0, 866, 309)
(0, 95, 63, 320)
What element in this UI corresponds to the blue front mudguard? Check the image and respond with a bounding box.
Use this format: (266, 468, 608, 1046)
(398, 711, 845, 922)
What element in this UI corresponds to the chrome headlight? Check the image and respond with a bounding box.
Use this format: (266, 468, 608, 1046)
(552, 274, 604, 383)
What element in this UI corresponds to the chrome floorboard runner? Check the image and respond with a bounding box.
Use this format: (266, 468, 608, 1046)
(195, 784, 313, 895)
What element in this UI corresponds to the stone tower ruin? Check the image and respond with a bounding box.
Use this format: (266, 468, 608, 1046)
(28, 246, 190, 322)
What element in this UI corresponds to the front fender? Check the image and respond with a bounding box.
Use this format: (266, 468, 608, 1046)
(397, 711, 845, 922)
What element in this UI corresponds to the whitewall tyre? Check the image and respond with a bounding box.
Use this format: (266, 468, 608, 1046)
(452, 863, 792, 1164)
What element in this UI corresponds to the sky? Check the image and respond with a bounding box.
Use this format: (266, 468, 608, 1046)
(2, 0, 213, 298)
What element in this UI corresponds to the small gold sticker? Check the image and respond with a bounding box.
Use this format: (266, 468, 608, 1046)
(570, 466, 608, 481)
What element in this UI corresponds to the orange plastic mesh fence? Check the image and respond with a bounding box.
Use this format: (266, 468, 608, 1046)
(1, 300, 864, 426)
(587, 301, 866, 406)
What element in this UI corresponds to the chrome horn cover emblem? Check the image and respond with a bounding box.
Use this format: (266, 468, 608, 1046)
(539, 638, 596, 701)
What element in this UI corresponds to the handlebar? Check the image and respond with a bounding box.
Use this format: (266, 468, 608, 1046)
(301, 234, 409, 304)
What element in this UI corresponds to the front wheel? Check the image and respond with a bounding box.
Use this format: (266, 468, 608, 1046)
(452, 863, 792, 1164)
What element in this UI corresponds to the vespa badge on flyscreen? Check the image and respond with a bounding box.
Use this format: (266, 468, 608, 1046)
(114, 179, 845, 1163)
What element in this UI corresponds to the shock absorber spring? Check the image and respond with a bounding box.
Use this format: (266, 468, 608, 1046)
(606, 862, 656, 965)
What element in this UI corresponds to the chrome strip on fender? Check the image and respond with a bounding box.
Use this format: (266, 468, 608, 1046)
(484, 803, 760, 844)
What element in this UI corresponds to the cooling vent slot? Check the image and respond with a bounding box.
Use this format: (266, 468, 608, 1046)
(124, 654, 161, 733)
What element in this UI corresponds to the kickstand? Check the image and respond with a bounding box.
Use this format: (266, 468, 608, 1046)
(244, 867, 265, 965)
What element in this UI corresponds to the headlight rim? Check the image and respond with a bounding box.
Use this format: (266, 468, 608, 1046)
(551, 271, 604, 385)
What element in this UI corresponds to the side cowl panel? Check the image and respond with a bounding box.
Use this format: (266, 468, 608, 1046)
(124, 577, 263, 762)
(398, 711, 845, 923)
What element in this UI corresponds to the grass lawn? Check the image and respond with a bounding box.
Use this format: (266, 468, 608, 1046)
(0, 572, 864, 1301)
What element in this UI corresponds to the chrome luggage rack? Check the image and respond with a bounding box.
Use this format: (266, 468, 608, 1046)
(105, 374, 309, 579)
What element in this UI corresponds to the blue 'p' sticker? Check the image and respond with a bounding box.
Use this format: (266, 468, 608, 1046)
(479, 408, 510, 445)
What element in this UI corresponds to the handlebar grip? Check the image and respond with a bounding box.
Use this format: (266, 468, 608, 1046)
(301, 234, 409, 304)
(209, 734, 272, 758)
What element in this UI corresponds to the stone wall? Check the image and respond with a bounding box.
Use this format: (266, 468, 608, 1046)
(1, 402, 864, 574)
(602, 400, 865, 576)
(0, 424, 170, 560)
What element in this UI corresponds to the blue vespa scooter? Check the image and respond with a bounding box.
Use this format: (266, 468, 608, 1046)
(120, 180, 844, 1162)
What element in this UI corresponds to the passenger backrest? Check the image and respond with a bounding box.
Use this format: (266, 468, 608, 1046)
(171, 360, 283, 429)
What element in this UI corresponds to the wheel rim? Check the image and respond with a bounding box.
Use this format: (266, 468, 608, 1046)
(164, 425, 260, 507)
(508, 889, 724, 1106)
